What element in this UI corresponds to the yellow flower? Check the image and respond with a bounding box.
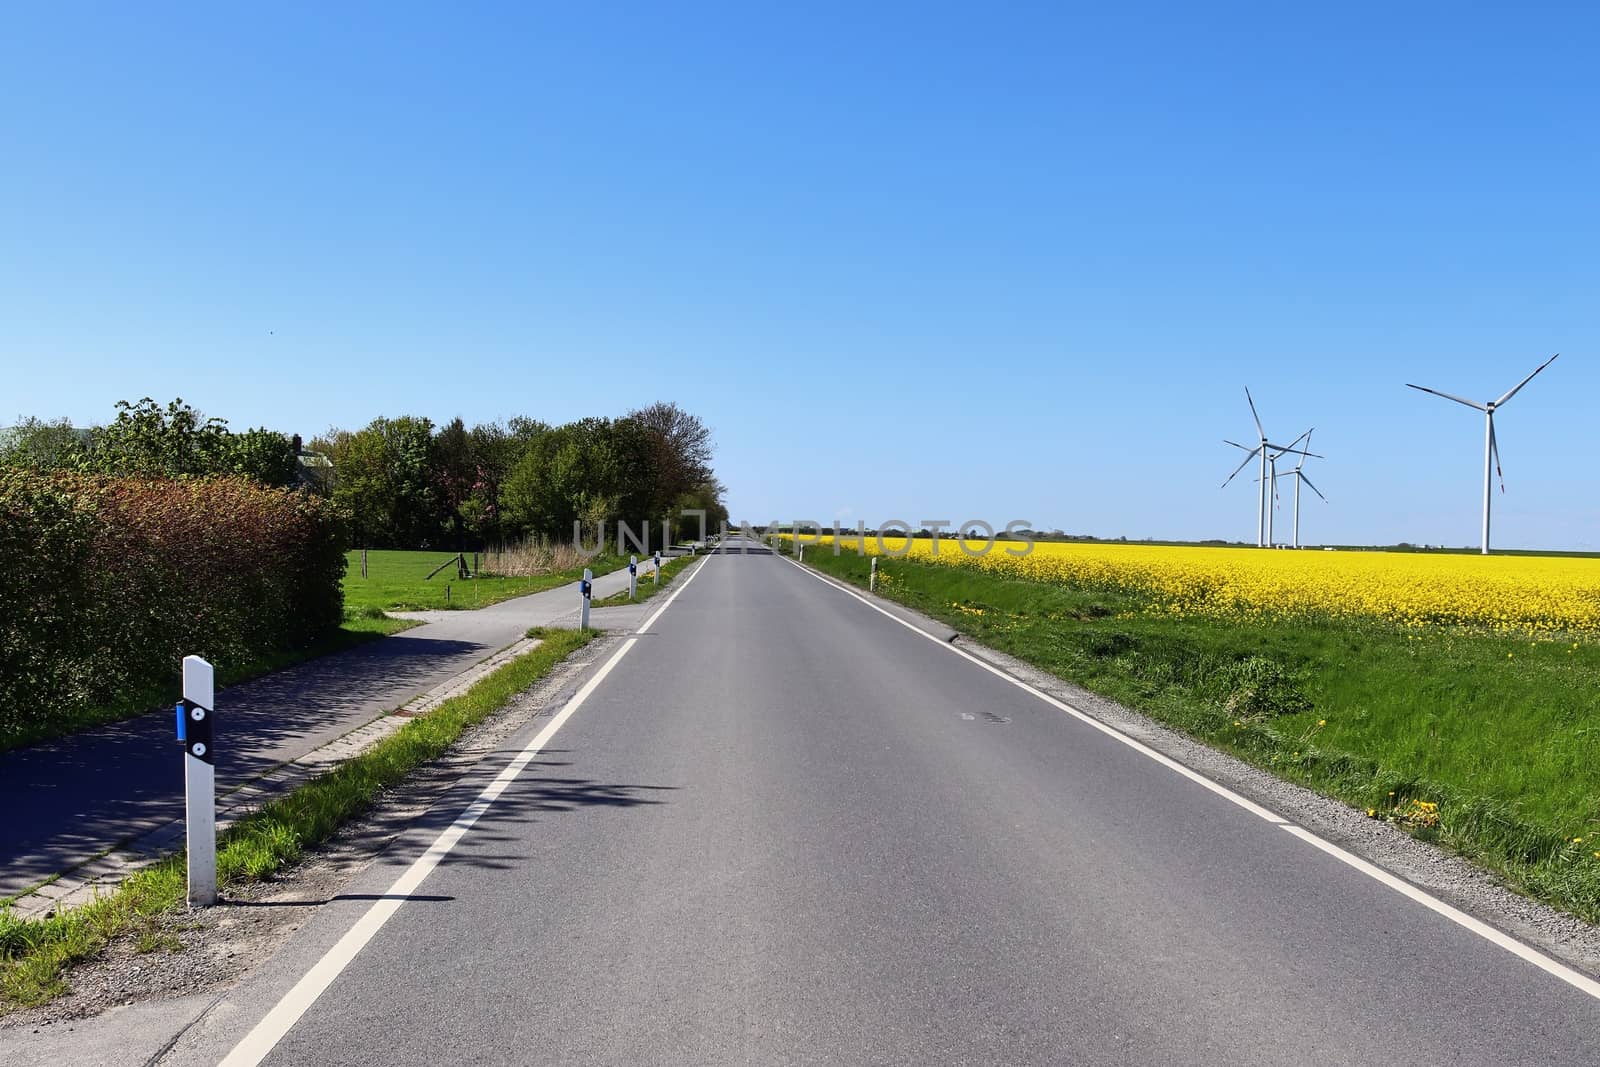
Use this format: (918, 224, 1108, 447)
(1317, 719, 1326, 727)
(782, 536, 1600, 637)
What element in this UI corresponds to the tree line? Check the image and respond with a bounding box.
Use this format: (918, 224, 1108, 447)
(3, 398, 729, 551)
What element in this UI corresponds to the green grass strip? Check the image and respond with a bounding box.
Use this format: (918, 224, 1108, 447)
(593, 553, 698, 607)
(0, 625, 595, 1012)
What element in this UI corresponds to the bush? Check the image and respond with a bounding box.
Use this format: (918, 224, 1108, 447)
(1213, 655, 1313, 720)
(0, 471, 347, 739)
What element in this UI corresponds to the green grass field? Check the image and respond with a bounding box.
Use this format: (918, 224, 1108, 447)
(798, 544, 1600, 923)
(342, 550, 627, 612)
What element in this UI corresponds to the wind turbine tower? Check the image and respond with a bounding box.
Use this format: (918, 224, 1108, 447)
(1220, 389, 1318, 547)
(1406, 354, 1559, 555)
(1272, 429, 1327, 548)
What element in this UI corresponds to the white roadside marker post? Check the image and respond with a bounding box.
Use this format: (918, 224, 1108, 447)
(653, 550, 661, 588)
(580, 568, 593, 629)
(629, 555, 638, 600)
(180, 655, 217, 907)
(870, 556, 878, 593)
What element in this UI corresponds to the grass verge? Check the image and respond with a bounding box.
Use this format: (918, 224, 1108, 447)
(793, 542, 1600, 923)
(0, 625, 595, 1012)
(0, 610, 419, 754)
(593, 553, 698, 607)
(343, 549, 628, 612)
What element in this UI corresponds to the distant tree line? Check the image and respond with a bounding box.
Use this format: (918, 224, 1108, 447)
(2, 398, 728, 551)
(310, 402, 728, 549)
(2, 398, 301, 486)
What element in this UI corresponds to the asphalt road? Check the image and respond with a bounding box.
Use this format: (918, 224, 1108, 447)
(169, 540, 1600, 1065)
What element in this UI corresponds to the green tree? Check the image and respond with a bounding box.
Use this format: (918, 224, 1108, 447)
(319, 416, 441, 548)
(87, 398, 232, 476)
(318, 427, 390, 546)
(0, 416, 89, 470)
(224, 427, 300, 488)
(455, 419, 541, 545)
(384, 416, 441, 547)
(433, 417, 476, 549)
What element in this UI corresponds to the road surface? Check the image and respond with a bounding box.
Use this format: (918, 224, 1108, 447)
(162, 540, 1600, 1065)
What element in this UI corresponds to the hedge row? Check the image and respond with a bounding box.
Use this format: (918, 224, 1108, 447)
(0, 471, 347, 737)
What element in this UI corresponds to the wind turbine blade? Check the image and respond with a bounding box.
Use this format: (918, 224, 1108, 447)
(1298, 471, 1328, 502)
(1491, 422, 1505, 493)
(1279, 427, 1312, 454)
(1296, 428, 1314, 471)
(1406, 383, 1486, 411)
(1267, 444, 1324, 459)
(1220, 448, 1259, 488)
(1495, 352, 1559, 406)
(1245, 387, 1265, 438)
(1222, 438, 1256, 453)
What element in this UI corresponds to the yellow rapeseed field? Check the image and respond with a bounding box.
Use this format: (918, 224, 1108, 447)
(800, 535, 1600, 636)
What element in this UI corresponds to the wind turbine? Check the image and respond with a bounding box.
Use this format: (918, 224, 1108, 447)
(1272, 429, 1327, 548)
(1220, 390, 1320, 547)
(1406, 353, 1558, 555)
(1241, 427, 1313, 547)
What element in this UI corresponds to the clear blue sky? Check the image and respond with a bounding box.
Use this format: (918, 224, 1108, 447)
(3, 3, 1595, 548)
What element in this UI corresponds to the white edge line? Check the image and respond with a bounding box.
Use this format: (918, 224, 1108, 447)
(220, 555, 711, 1066)
(637, 554, 708, 635)
(1280, 826, 1600, 998)
(780, 552, 1600, 1003)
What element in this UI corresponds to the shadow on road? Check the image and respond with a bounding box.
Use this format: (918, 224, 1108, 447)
(0, 634, 491, 896)
(368, 770, 679, 876)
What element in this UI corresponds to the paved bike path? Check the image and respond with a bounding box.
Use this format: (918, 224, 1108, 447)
(0, 559, 665, 898)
